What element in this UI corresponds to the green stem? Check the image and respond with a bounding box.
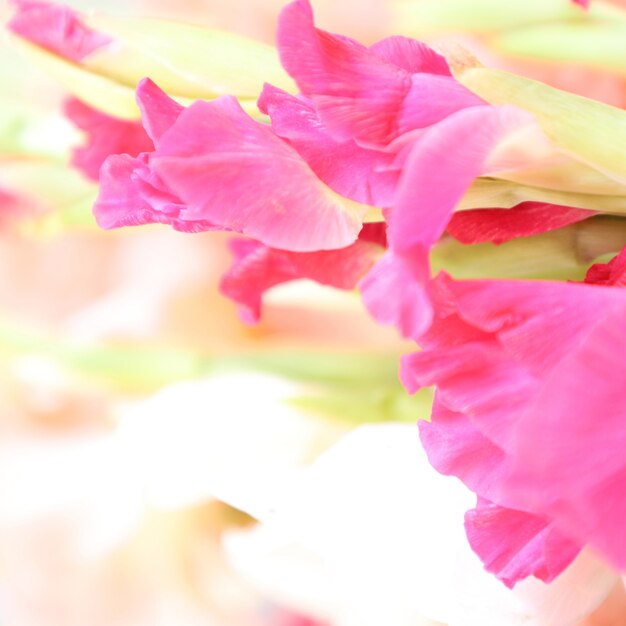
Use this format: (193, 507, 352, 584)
(432, 215, 626, 281)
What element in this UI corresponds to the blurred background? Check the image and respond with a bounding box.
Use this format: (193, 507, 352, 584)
(0, 0, 625, 624)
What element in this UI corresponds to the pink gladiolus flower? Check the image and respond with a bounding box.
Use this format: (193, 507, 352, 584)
(87, 0, 602, 326)
(399, 273, 626, 585)
(359, 109, 597, 340)
(94, 79, 369, 252)
(464, 499, 582, 587)
(7, 0, 111, 62)
(220, 224, 386, 324)
(64, 99, 154, 181)
(277, 0, 484, 146)
(361, 104, 539, 339)
(134, 78, 184, 145)
(258, 84, 396, 207)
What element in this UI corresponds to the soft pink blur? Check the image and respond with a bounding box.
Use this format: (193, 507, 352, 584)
(2, 1, 626, 625)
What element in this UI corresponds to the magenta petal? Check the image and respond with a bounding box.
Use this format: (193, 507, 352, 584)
(64, 98, 154, 181)
(150, 96, 366, 252)
(405, 342, 536, 450)
(465, 500, 581, 588)
(442, 280, 612, 375)
(95, 154, 180, 228)
(361, 106, 536, 341)
(94, 154, 216, 232)
(360, 249, 433, 340)
(369, 36, 451, 76)
(420, 403, 583, 587)
(136, 78, 184, 147)
(277, 0, 483, 146)
(410, 274, 626, 579)
(258, 83, 397, 207)
(220, 229, 384, 323)
(389, 105, 536, 253)
(447, 202, 595, 245)
(417, 398, 584, 588)
(507, 304, 626, 569)
(396, 74, 485, 136)
(277, 0, 410, 144)
(8, 0, 111, 62)
(418, 400, 509, 498)
(419, 276, 626, 382)
(94, 89, 367, 248)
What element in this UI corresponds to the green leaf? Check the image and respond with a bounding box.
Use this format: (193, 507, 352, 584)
(451, 57, 626, 185)
(460, 178, 626, 214)
(432, 215, 626, 281)
(8, 34, 265, 120)
(83, 14, 296, 100)
(9, 36, 142, 119)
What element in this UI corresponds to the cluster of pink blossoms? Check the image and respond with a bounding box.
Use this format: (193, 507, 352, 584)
(9, 0, 626, 590)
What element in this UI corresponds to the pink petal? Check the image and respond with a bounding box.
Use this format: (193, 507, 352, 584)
(258, 84, 397, 207)
(418, 275, 610, 379)
(95, 91, 368, 250)
(418, 400, 509, 499)
(135, 78, 184, 147)
(436, 278, 612, 374)
(277, 0, 482, 145)
(369, 36, 451, 76)
(94, 153, 216, 232)
(507, 304, 626, 570)
(465, 500, 581, 588)
(447, 202, 595, 245)
(361, 106, 536, 340)
(404, 341, 535, 450)
(389, 106, 537, 253)
(396, 74, 485, 138)
(220, 225, 385, 324)
(417, 387, 584, 589)
(408, 274, 626, 581)
(360, 248, 433, 340)
(585, 245, 626, 286)
(277, 0, 407, 145)
(95, 155, 152, 229)
(64, 98, 154, 181)
(149, 95, 367, 251)
(8, 0, 111, 62)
